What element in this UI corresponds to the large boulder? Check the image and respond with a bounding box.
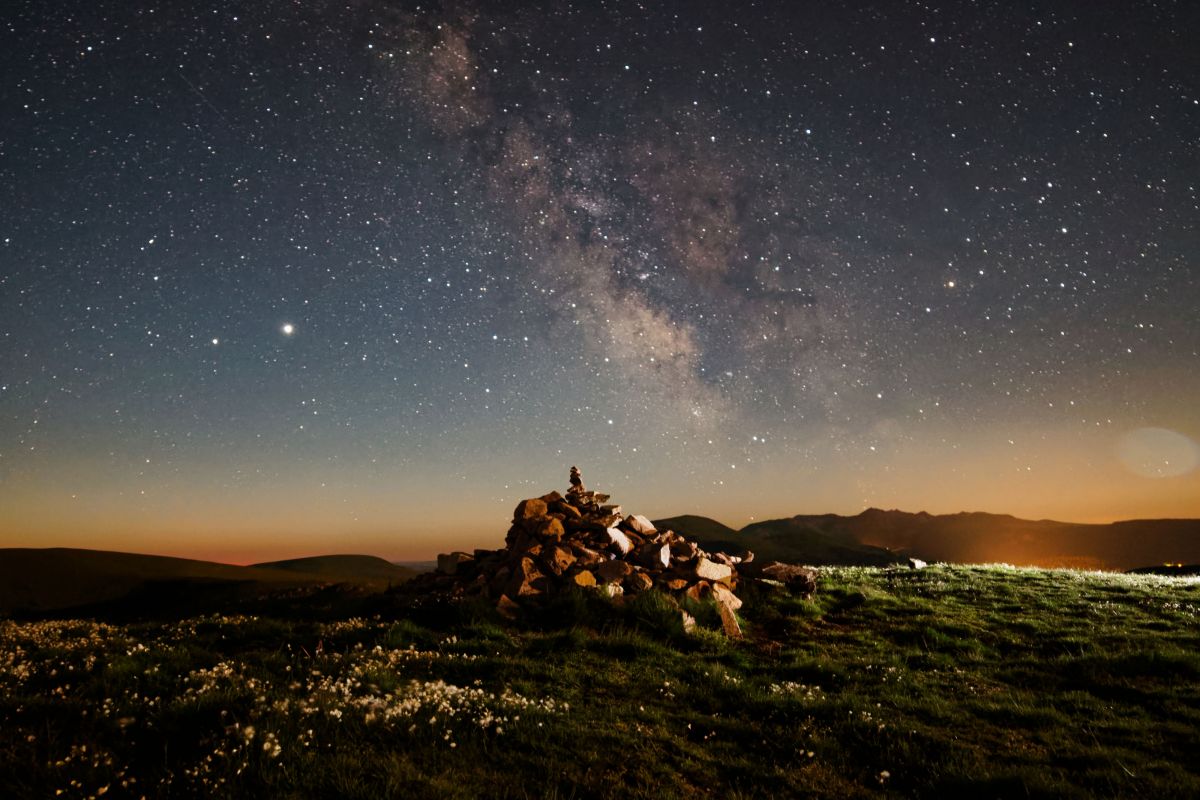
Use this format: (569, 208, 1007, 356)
(692, 557, 733, 584)
(514, 498, 548, 522)
(596, 559, 634, 584)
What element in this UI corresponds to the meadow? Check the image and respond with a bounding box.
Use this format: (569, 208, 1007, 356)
(1, 564, 1198, 798)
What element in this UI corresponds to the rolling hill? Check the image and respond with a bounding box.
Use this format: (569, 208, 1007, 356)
(655, 514, 897, 566)
(839, 509, 1200, 570)
(252, 554, 416, 583)
(0, 548, 415, 614)
(655, 510, 1200, 570)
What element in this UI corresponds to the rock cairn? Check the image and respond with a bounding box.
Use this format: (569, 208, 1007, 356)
(416, 468, 817, 637)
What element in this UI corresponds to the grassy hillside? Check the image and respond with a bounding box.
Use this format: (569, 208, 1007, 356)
(0, 549, 413, 614)
(1, 565, 1197, 797)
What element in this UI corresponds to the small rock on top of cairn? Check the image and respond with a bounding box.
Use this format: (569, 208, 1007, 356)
(568, 465, 585, 497)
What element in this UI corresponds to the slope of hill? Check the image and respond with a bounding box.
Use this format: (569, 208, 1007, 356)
(656, 510, 1200, 570)
(812, 509, 1200, 570)
(0, 548, 413, 614)
(654, 514, 898, 566)
(734, 517, 899, 566)
(252, 555, 416, 584)
(652, 515, 740, 552)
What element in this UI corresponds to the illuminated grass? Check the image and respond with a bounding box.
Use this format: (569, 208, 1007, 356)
(1, 565, 1198, 798)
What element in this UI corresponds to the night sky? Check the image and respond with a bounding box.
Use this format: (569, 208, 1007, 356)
(2, 1, 1197, 562)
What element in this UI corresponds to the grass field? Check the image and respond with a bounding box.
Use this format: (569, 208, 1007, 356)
(2, 565, 1198, 798)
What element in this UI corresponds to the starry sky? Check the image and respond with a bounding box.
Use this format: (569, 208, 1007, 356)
(2, 0, 1198, 562)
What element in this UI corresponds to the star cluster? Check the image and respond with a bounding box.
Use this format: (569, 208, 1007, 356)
(1, 1, 1196, 560)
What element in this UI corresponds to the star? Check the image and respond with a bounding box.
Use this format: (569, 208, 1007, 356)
(281, 323, 295, 336)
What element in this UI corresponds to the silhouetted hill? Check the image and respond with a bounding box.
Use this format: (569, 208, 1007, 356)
(654, 514, 897, 566)
(252, 555, 416, 583)
(653, 515, 740, 551)
(394, 560, 437, 573)
(657, 510, 1200, 569)
(836, 510, 1200, 570)
(0, 548, 414, 615)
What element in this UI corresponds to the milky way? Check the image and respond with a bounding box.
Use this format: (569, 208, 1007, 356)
(1, 1, 1197, 560)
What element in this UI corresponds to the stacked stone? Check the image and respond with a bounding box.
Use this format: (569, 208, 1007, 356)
(422, 467, 815, 637)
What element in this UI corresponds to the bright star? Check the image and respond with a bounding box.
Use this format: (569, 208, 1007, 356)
(281, 323, 295, 335)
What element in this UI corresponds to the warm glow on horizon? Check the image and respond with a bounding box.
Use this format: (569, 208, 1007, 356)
(3, 422, 1197, 562)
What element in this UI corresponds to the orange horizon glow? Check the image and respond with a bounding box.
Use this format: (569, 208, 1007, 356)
(4, 421, 1198, 563)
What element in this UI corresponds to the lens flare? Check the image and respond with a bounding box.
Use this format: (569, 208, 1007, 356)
(1117, 428, 1199, 478)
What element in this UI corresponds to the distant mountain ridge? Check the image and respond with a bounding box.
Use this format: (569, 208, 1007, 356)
(655, 510, 1200, 570)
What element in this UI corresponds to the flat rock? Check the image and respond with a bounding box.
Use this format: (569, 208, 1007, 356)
(756, 562, 818, 596)
(571, 545, 606, 567)
(693, 557, 733, 584)
(572, 569, 597, 587)
(437, 551, 474, 574)
(712, 583, 743, 611)
(604, 527, 634, 556)
(716, 597, 742, 638)
(596, 559, 634, 584)
(625, 514, 657, 535)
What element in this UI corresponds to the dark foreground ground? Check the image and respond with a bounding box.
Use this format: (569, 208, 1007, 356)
(1, 565, 1198, 798)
